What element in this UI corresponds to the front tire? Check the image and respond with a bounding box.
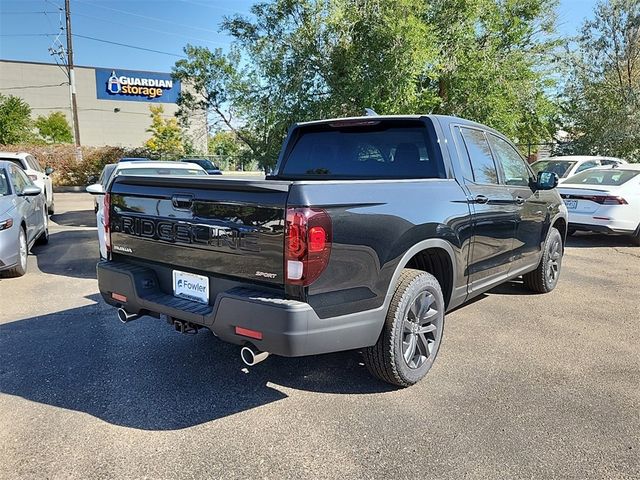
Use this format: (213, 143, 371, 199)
(4, 227, 28, 277)
(632, 224, 640, 247)
(363, 269, 445, 387)
(523, 227, 563, 293)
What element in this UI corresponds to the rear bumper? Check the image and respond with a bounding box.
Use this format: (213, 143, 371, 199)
(569, 221, 637, 235)
(97, 260, 384, 357)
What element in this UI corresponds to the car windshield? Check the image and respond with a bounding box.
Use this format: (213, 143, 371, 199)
(185, 159, 217, 170)
(564, 169, 640, 186)
(118, 167, 206, 176)
(0, 170, 9, 196)
(531, 160, 576, 178)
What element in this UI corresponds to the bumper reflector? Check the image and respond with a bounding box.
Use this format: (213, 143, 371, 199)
(235, 326, 263, 340)
(111, 292, 127, 302)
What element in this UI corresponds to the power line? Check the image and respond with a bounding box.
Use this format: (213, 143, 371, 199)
(72, 11, 227, 46)
(72, 34, 187, 58)
(74, 0, 222, 35)
(1, 11, 59, 14)
(178, 0, 250, 15)
(0, 33, 59, 37)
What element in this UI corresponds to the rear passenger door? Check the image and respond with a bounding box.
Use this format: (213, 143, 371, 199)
(455, 127, 518, 290)
(487, 134, 546, 270)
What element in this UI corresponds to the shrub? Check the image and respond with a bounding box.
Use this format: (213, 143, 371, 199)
(0, 144, 150, 186)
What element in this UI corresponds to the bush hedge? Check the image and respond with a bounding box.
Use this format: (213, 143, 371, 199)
(0, 144, 150, 186)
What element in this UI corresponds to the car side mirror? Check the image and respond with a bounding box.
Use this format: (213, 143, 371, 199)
(86, 175, 97, 185)
(45, 166, 54, 176)
(21, 185, 42, 196)
(86, 183, 105, 195)
(535, 172, 558, 190)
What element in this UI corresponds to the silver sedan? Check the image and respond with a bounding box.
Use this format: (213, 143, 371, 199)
(0, 161, 49, 277)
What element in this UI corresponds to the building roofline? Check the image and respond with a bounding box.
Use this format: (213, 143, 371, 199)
(0, 58, 172, 75)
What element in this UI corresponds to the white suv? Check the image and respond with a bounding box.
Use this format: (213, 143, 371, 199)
(0, 152, 55, 214)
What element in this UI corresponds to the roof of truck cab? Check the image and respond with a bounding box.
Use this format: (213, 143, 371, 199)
(294, 114, 501, 134)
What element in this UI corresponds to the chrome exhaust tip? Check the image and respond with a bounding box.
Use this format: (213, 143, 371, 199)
(240, 345, 269, 366)
(117, 307, 140, 323)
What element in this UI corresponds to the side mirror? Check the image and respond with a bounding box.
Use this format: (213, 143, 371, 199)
(44, 166, 54, 176)
(21, 185, 42, 197)
(86, 183, 105, 195)
(535, 172, 558, 190)
(86, 175, 97, 185)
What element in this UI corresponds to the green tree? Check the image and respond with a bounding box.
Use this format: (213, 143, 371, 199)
(35, 111, 73, 144)
(426, 0, 560, 148)
(561, 0, 640, 161)
(144, 105, 184, 158)
(0, 94, 33, 144)
(174, 0, 560, 168)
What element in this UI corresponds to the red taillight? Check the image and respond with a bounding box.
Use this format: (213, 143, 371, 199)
(564, 194, 628, 205)
(285, 208, 332, 286)
(104, 193, 111, 254)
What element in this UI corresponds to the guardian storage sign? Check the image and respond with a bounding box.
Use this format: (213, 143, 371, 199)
(95, 68, 180, 103)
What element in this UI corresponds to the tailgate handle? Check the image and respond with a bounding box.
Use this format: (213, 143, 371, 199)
(172, 194, 194, 210)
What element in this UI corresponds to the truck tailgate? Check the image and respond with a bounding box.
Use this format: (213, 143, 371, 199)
(108, 176, 290, 285)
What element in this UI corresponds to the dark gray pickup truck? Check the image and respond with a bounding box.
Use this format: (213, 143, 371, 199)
(95, 115, 567, 387)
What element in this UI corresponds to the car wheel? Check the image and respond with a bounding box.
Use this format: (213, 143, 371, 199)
(632, 224, 640, 247)
(36, 207, 49, 245)
(363, 269, 445, 387)
(4, 227, 28, 277)
(523, 227, 563, 293)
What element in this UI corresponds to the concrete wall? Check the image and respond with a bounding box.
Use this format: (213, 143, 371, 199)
(0, 60, 206, 151)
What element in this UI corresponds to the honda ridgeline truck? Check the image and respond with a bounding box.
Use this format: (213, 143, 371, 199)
(94, 115, 567, 387)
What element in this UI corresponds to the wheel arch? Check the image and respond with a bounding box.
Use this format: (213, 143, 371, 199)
(385, 239, 457, 310)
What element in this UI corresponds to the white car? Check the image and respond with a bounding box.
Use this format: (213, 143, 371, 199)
(0, 151, 55, 213)
(531, 156, 627, 183)
(559, 165, 640, 245)
(86, 161, 208, 258)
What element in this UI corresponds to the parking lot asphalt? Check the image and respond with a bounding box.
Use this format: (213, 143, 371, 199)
(1, 193, 638, 479)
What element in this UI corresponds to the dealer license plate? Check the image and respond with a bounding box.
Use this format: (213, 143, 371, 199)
(564, 200, 578, 210)
(172, 270, 209, 305)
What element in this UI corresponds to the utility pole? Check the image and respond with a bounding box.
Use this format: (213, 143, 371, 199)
(65, 0, 81, 150)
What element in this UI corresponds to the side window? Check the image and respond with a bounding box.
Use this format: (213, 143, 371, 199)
(8, 166, 29, 194)
(575, 161, 597, 173)
(452, 127, 475, 180)
(459, 128, 499, 184)
(28, 155, 43, 172)
(487, 134, 532, 187)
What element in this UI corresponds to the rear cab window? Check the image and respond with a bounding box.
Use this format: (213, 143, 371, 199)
(279, 119, 446, 180)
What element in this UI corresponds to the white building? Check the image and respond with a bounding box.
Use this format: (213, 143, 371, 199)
(0, 59, 206, 150)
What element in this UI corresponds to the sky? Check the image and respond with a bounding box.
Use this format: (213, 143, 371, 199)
(0, 0, 598, 74)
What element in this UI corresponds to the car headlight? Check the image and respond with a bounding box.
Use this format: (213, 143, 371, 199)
(0, 218, 14, 231)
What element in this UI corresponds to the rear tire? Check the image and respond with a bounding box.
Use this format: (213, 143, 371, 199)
(4, 227, 28, 277)
(363, 269, 445, 387)
(523, 227, 563, 293)
(632, 225, 640, 247)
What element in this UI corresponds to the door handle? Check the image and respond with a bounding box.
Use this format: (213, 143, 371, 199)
(514, 196, 525, 205)
(471, 195, 489, 204)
